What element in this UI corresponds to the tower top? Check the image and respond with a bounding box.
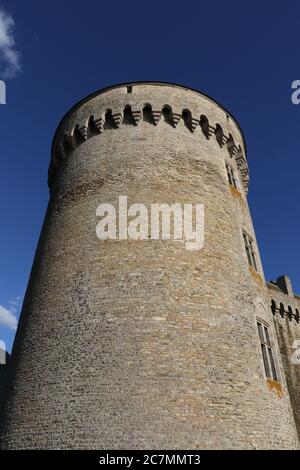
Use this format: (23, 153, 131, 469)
(49, 81, 249, 192)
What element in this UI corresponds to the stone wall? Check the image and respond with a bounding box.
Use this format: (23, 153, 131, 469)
(0, 83, 298, 449)
(267, 276, 300, 438)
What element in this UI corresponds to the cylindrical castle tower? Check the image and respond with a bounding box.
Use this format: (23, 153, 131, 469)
(0, 82, 299, 449)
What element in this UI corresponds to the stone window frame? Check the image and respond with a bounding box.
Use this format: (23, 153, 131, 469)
(256, 318, 280, 382)
(225, 160, 238, 190)
(242, 229, 258, 272)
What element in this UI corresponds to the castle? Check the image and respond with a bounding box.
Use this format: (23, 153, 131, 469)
(0, 82, 299, 449)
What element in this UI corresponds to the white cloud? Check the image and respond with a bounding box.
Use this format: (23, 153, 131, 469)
(0, 304, 18, 330)
(7, 296, 22, 315)
(0, 9, 21, 78)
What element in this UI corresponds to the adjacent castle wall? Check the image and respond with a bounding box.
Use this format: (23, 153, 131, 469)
(268, 276, 300, 439)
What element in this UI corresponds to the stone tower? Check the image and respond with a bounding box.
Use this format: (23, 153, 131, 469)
(0, 82, 299, 449)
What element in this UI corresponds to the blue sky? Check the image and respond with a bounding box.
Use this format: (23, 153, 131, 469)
(0, 0, 299, 352)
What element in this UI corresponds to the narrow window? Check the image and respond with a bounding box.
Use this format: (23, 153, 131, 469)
(215, 124, 224, 147)
(243, 230, 258, 271)
(143, 104, 153, 123)
(271, 299, 277, 315)
(287, 306, 293, 321)
(225, 162, 237, 189)
(127, 86, 132, 94)
(257, 320, 278, 381)
(123, 105, 135, 125)
(104, 109, 115, 129)
(200, 115, 210, 138)
(279, 303, 285, 318)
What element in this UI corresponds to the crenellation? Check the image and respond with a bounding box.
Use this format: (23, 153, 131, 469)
(270, 298, 300, 323)
(267, 276, 300, 439)
(49, 87, 249, 194)
(214, 123, 226, 147)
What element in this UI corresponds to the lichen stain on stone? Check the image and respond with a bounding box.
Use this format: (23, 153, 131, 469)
(267, 378, 283, 398)
(230, 186, 242, 198)
(249, 266, 264, 286)
(230, 185, 247, 207)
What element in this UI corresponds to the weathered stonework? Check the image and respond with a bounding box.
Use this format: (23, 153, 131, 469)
(267, 276, 300, 438)
(0, 82, 299, 449)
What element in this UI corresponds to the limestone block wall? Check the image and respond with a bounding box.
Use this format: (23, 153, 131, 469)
(0, 82, 298, 449)
(268, 277, 300, 438)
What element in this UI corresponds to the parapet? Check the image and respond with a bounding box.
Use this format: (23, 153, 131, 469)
(49, 81, 249, 193)
(267, 275, 300, 324)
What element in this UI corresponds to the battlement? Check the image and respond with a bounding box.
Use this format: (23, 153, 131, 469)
(49, 82, 249, 193)
(267, 276, 300, 324)
(268, 276, 300, 440)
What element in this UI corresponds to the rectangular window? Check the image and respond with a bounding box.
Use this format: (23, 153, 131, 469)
(226, 162, 237, 189)
(243, 231, 258, 271)
(257, 321, 278, 381)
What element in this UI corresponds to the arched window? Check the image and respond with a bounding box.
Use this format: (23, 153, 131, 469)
(73, 124, 83, 143)
(256, 320, 278, 381)
(226, 133, 235, 156)
(287, 306, 293, 321)
(104, 109, 115, 129)
(200, 115, 210, 138)
(279, 303, 285, 318)
(225, 161, 237, 189)
(242, 230, 258, 271)
(87, 115, 98, 137)
(215, 124, 224, 147)
(123, 105, 135, 125)
(182, 109, 192, 130)
(162, 105, 172, 125)
(271, 299, 277, 315)
(143, 104, 153, 123)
